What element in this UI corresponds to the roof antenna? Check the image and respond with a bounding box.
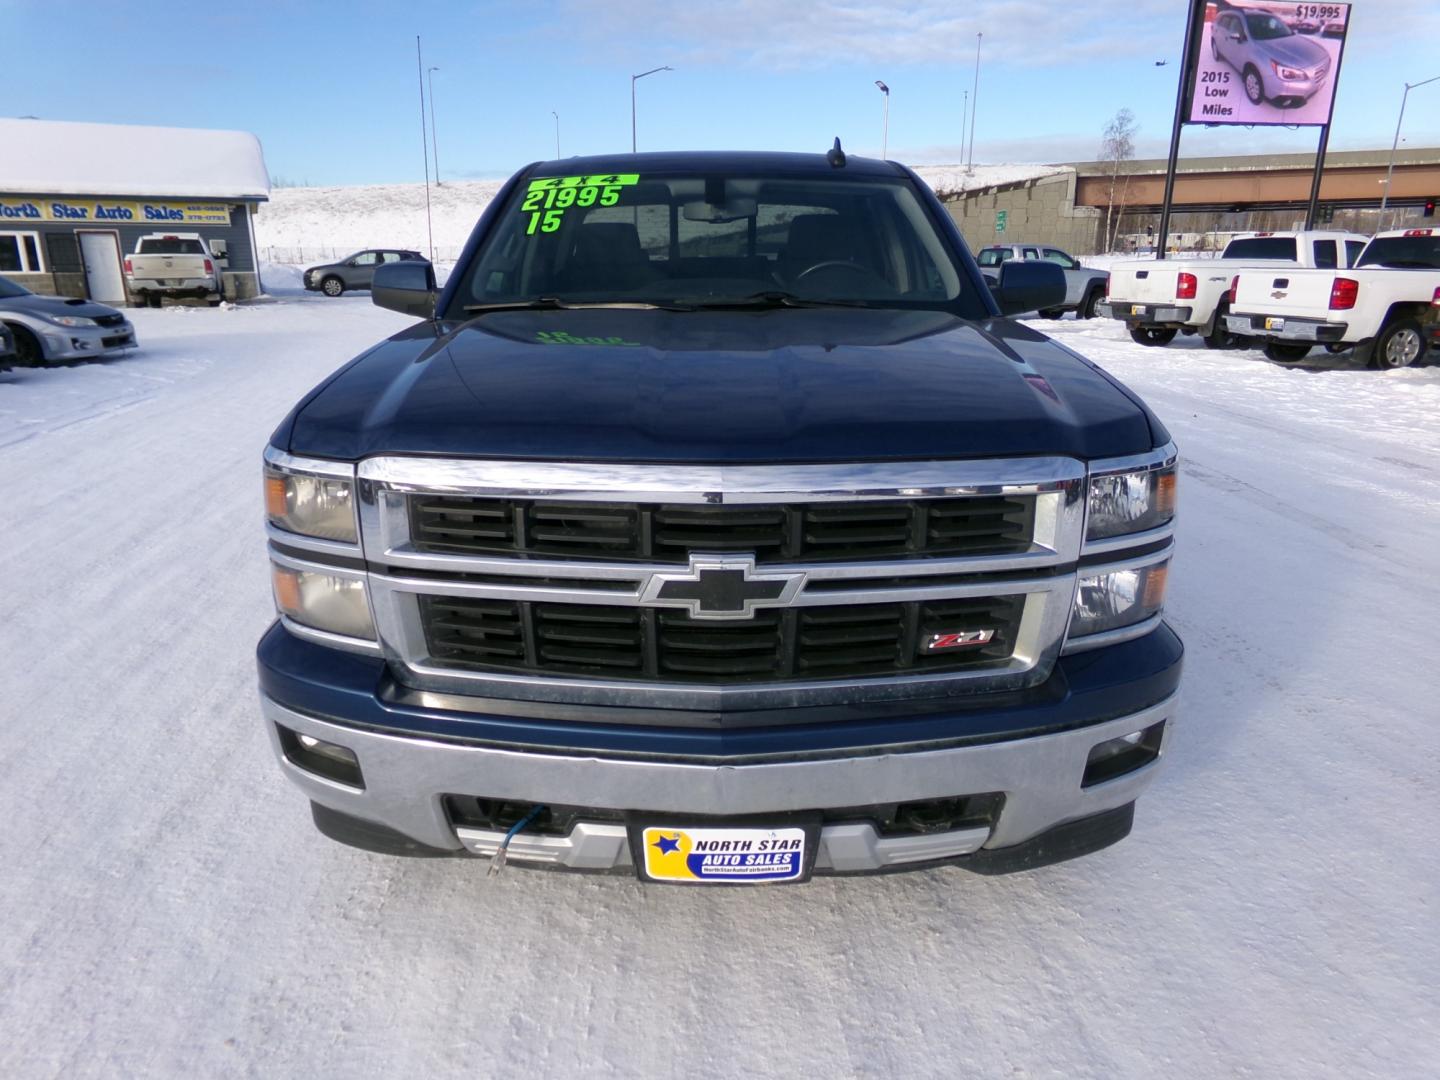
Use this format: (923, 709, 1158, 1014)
(827, 137, 846, 168)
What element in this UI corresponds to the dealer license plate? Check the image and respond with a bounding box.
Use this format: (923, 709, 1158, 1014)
(1266, 317, 1286, 331)
(1130, 305, 1146, 315)
(633, 821, 816, 885)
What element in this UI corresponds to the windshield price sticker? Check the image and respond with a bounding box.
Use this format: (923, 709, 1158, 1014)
(521, 174, 641, 234)
(640, 825, 807, 885)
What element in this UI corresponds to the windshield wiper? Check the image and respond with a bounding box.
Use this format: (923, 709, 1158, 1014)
(687, 291, 879, 310)
(462, 297, 692, 314)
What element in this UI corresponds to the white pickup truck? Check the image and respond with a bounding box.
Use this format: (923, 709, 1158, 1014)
(1225, 228, 1440, 368)
(123, 233, 223, 307)
(1097, 231, 1368, 349)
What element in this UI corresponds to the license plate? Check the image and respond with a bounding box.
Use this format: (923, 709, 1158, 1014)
(1266, 317, 1285, 331)
(632, 819, 817, 885)
(1131, 305, 1146, 315)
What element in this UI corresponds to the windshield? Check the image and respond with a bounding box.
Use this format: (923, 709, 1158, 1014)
(137, 238, 206, 255)
(1223, 237, 1297, 260)
(976, 248, 1011, 267)
(1356, 235, 1440, 270)
(1246, 13, 1293, 40)
(0, 275, 32, 299)
(447, 169, 975, 316)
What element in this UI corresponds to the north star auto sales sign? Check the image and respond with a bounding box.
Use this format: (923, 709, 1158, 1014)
(0, 197, 231, 226)
(1187, 1, 1350, 128)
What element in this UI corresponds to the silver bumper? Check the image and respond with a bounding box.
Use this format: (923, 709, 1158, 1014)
(261, 691, 1176, 871)
(41, 322, 137, 360)
(1224, 314, 1346, 343)
(1097, 301, 1194, 325)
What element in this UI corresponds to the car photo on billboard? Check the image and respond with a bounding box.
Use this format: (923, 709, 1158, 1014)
(1189, 1, 1350, 126)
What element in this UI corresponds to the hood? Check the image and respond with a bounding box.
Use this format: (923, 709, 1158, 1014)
(1266, 34, 1328, 69)
(280, 308, 1163, 463)
(1, 294, 124, 320)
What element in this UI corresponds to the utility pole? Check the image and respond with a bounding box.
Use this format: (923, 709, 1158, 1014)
(960, 89, 968, 166)
(427, 66, 441, 185)
(416, 37, 433, 263)
(552, 110, 560, 158)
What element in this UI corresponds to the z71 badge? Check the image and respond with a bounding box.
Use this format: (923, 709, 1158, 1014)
(639, 825, 809, 885)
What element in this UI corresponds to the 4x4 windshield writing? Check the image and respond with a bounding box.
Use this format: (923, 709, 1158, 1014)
(449, 171, 978, 318)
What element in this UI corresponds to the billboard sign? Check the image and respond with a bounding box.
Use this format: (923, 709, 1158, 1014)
(1188, 2, 1350, 126)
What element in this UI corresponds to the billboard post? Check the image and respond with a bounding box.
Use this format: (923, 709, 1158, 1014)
(1156, 0, 1208, 260)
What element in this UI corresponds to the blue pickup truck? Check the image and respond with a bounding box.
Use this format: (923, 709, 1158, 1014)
(257, 148, 1181, 884)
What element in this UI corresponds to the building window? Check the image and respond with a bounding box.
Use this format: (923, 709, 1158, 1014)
(0, 231, 45, 273)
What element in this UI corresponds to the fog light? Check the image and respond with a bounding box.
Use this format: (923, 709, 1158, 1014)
(276, 723, 364, 788)
(1082, 720, 1165, 788)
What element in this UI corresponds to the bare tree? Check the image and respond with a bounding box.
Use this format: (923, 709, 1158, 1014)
(1100, 108, 1137, 253)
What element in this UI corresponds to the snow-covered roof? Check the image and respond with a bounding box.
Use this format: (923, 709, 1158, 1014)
(0, 118, 270, 200)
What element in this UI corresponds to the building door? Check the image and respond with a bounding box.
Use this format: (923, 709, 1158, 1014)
(78, 231, 126, 304)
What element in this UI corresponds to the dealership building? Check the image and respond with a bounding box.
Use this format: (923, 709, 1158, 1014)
(0, 117, 270, 304)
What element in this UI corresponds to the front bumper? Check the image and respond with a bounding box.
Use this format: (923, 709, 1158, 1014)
(39, 321, 137, 360)
(1097, 301, 1195, 326)
(257, 622, 1183, 873)
(1225, 313, 1348, 343)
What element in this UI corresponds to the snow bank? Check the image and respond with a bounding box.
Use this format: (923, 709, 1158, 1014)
(0, 118, 269, 200)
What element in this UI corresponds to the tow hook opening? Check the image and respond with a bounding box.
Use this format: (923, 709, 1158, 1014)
(276, 723, 365, 789)
(1082, 720, 1165, 788)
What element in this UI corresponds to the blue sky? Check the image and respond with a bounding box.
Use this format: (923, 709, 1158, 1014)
(4, 0, 1439, 185)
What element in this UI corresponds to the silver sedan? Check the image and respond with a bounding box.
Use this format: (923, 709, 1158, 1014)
(0, 275, 137, 364)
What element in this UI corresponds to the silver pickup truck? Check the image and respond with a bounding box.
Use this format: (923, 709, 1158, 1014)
(124, 233, 223, 307)
(976, 245, 1109, 319)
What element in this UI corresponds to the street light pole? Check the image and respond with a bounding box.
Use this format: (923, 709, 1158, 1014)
(631, 65, 673, 153)
(967, 32, 983, 173)
(1380, 73, 1440, 229)
(874, 80, 890, 159)
(427, 66, 441, 185)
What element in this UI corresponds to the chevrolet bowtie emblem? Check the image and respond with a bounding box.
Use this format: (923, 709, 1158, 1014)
(640, 555, 805, 619)
(1271, 290, 1288, 299)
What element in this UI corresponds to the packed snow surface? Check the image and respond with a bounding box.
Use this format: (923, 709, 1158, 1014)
(0, 117, 270, 200)
(2, 294, 1438, 1078)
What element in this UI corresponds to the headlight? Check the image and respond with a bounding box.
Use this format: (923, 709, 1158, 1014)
(1086, 464, 1176, 540)
(265, 466, 358, 542)
(47, 315, 98, 328)
(271, 562, 376, 640)
(1070, 560, 1169, 639)
(1273, 63, 1306, 80)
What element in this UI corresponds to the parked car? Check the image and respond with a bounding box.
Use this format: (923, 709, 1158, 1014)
(124, 233, 223, 307)
(0, 275, 137, 364)
(0, 321, 14, 370)
(1321, 20, 1345, 39)
(258, 148, 1182, 880)
(1225, 228, 1440, 367)
(975, 244, 1109, 318)
(303, 250, 428, 297)
(1289, 18, 1320, 35)
(1098, 231, 1369, 348)
(1211, 8, 1332, 106)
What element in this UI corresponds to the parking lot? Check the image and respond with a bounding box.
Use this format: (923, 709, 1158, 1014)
(2, 293, 1437, 1078)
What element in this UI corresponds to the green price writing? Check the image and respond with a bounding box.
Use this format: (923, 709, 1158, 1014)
(521, 174, 642, 235)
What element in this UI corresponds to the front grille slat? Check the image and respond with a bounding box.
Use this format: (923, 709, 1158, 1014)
(421, 595, 1023, 684)
(409, 494, 1036, 563)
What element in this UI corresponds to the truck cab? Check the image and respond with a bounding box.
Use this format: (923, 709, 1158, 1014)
(257, 149, 1182, 883)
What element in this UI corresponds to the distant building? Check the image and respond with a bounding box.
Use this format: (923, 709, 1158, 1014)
(0, 118, 270, 303)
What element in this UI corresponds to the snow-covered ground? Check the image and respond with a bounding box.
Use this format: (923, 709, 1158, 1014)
(2, 298, 1438, 1079)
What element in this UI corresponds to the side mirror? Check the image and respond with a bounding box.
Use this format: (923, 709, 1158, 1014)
(372, 260, 438, 318)
(990, 260, 1066, 317)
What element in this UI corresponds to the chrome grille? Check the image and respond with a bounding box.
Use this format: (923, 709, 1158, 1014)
(409, 495, 1035, 563)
